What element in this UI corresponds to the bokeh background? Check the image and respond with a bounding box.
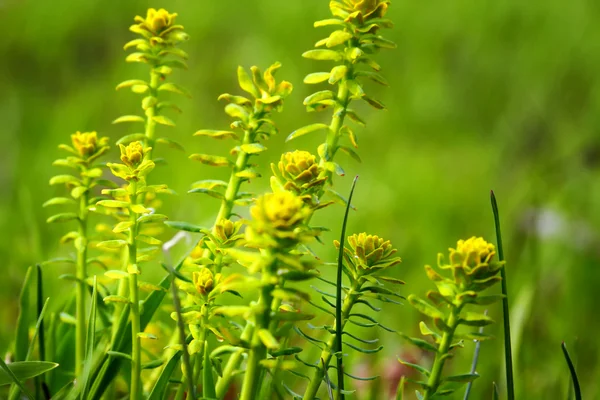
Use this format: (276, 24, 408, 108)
(1, 0, 599, 398)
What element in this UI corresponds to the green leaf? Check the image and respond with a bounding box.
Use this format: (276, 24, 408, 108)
(398, 359, 430, 377)
(0, 361, 58, 387)
(46, 213, 78, 223)
(203, 343, 217, 399)
(459, 312, 494, 327)
(189, 153, 232, 167)
(304, 90, 335, 106)
(286, 123, 330, 142)
(188, 188, 225, 200)
(158, 82, 191, 97)
(225, 103, 250, 120)
(302, 49, 342, 61)
(326, 30, 353, 47)
(96, 240, 128, 250)
(80, 278, 98, 399)
(240, 143, 267, 154)
(138, 214, 168, 224)
(338, 146, 361, 163)
(164, 221, 205, 233)
(237, 66, 260, 98)
(14, 267, 33, 362)
(112, 221, 134, 233)
(43, 197, 75, 207)
(155, 137, 185, 151)
(258, 329, 280, 350)
(116, 79, 147, 90)
(408, 295, 443, 319)
(444, 373, 479, 383)
(194, 129, 239, 140)
(116, 133, 146, 145)
(362, 95, 386, 110)
(304, 72, 331, 84)
(152, 115, 175, 126)
(113, 115, 145, 124)
(562, 342, 582, 400)
(49, 175, 80, 186)
(105, 270, 129, 280)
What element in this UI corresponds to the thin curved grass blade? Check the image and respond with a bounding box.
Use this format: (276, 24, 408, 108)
(491, 190, 515, 400)
(335, 176, 359, 400)
(561, 342, 581, 400)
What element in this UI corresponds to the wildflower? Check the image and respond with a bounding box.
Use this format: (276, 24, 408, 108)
(339, 232, 401, 271)
(193, 268, 214, 296)
(133, 8, 178, 36)
(119, 141, 147, 168)
(273, 151, 326, 196)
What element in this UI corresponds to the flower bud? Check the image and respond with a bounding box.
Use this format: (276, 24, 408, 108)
(71, 131, 98, 157)
(275, 151, 326, 196)
(193, 268, 214, 296)
(341, 232, 401, 271)
(134, 8, 179, 36)
(119, 141, 145, 168)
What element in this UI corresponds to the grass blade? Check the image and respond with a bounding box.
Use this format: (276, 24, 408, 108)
(491, 190, 515, 400)
(492, 382, 499, 400)
(164, 261, 196, 399)
(88, 256, 186, 400)
(463, 310, 488, 400)
(203, 342, 216, 399)
(15, 267, 34, 362)
(0, 358, 36, 399)
(81, 277, 98, 399)
(0, 362, 59, 387)
(36, 265, 51, 399)
(395, 376, 405, 400)
(561, 342, 581, 400)
(335, 176, 359, 400)
(147, 335, 192, 400)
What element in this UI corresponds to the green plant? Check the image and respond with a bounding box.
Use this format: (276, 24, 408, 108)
(45, 131, 110, 376)
(6, 3, 578, 400)
(401, 237, 504, 399)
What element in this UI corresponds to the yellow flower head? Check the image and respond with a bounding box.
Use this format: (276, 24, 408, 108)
(250, 191, 311, 232)
(343, 233, 401, 270)
(275, 151, 326, 196)
(451, 237, 495, 269)
(214, 219, 242, 243)
(71, 131, 100, 157)
(119, 141, 147, 168)
(193, 268, 214, 296)
(331, 0, 390, 19)
(134, 8, 178, 36)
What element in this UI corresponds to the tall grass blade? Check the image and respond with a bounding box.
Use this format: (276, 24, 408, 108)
(0, 358, 37, 399)
(81, 277, 98, 399)
(0, 362, 59, 387)
(203, 343, 216, 399)
(164, 261, 196, 399)
(395, 376, 405, 400)
(492, 382, 499, 400)
(15, 267, 34, 362)
(335, 176, 358, 400)
(147, 335, 192, 400)
(88, 256, 186, 400)
(36, 265, 51, 399)
(490, 190, 514, 400)
(561, 342, 581, 400)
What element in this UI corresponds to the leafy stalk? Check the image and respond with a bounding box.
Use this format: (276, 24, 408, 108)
(491, 190, 515, 400)
(402, 238, 503, 399)
(45, 131, 110, 376)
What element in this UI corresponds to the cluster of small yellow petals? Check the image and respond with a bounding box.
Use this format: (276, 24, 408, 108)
(250, 191, 310, 232)
(277, 151, 325, 195)
(346, 232, 399, 269)
(451, 237, 495, 268)
(71, 131, 98, 157)
(119, 142, 144, 168)
(193, 268, 214, 296)
(134, 8, 178, 35)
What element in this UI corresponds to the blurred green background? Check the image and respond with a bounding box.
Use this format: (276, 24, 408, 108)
(1, 0, 599, 398)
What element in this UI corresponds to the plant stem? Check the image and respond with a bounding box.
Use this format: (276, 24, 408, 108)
(491, 191, 515, 400)
(240, 257, 276, 400)
(128, 181, 141, 400)
(75, 176, 90, 377)
(145, 70, 160, 158)
(303, 282, 359, 400)
(423, 306, 461, 399)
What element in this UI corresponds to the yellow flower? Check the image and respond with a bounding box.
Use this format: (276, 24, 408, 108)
(451, 237, 495, 269)
(119, 141, 146, 168)
(331, 0, 390, 19)
(134, 8, 178, 36)
(274, 151, 326, 196)
(71, 131, 98, 157)
(214, 219, 243, 244)
(343, 233, 401, 270)
(250, 191, 310, 232)
(193, 268, 214, 296)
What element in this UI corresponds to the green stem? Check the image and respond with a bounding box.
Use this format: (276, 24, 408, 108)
(128, 181, 141, 400)
(303, 282, 359, 400)
(423, 306, 461, 399)
(318, 66, 351, 182)
(75, 176, 90, 376)
(145, 70, 160, 158)
(240, 257, 276, 400)
(215, 324, 252, 399)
